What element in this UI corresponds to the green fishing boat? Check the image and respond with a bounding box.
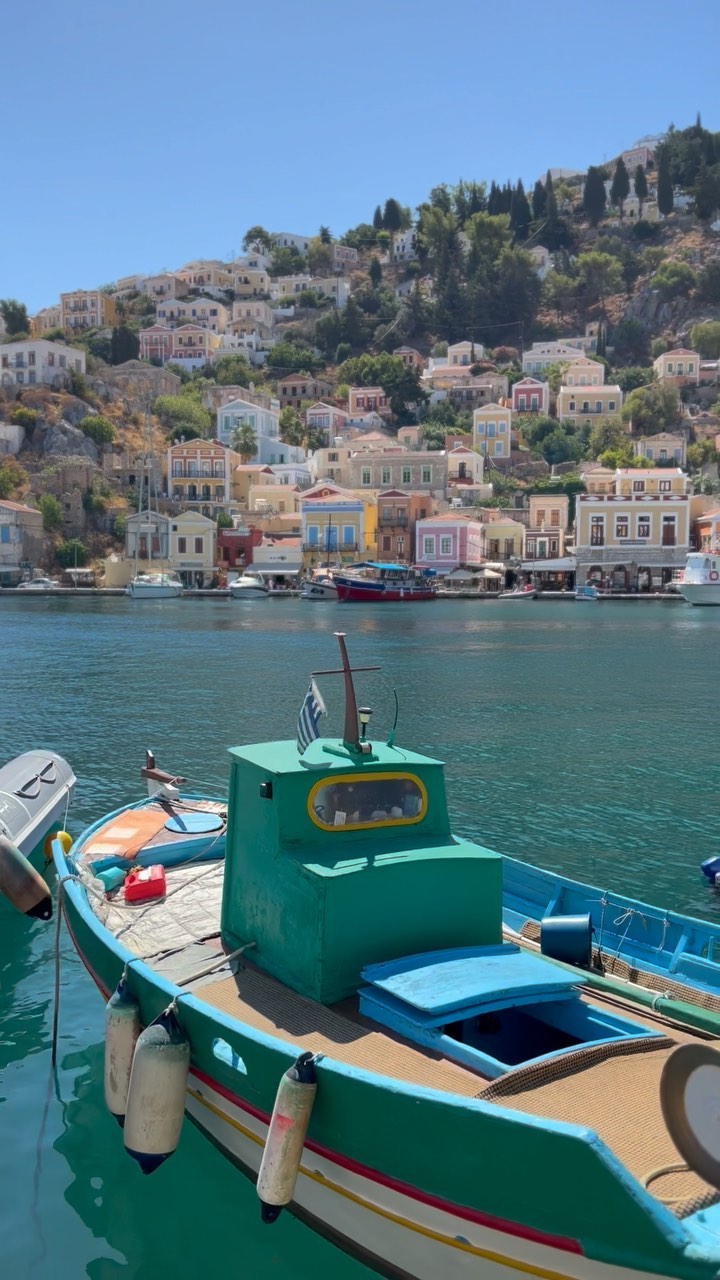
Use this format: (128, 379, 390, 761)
(39, 633, 720, 1280)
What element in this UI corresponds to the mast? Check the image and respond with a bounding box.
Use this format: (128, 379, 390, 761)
(311, 632, 380, 754)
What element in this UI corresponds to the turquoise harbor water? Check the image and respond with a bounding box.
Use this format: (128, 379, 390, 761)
(2, 595, 720, 1279)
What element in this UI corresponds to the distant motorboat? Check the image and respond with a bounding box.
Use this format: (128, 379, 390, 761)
(229, 572, 270, 599)
(575, 584, 601, 601)
(335, 562, 437, 602)
(0, 750, 76, 858)
(498, 584, 537, 600)
(127, 572, 183, 600)
(680, 552, 720, 606)
(301, 573, 338, 601)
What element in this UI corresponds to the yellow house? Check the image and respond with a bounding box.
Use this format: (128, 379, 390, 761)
(563, 357, 605, 387)
(478, 515, 524, 560)
(232, 464, 276, 508)
(233, 268, 270, 297)
(167, 511, 217, 586)
(30, 304, 62, 335)
(576, 467, 690, 589)
(248, 482, 302, 514)
(473, 403, 512, 460)
(299, 483, 377, 567)
(61, 290, 118, 332)
(557, 384, 623, 425)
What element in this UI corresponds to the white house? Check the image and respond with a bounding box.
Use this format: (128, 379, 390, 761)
(271, 232, 312, 254)
(522, 342, 589, 374)
(217, 396, 305, 466)
(0, 338, 86, 389)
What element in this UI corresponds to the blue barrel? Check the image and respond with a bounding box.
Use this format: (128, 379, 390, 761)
(701, 856, 720, 883)
(540, 914, 592, 967)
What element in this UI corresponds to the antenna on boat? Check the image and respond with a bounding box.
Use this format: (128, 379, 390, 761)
(386, 689, 400, 748)
(312, 633, 380, 754)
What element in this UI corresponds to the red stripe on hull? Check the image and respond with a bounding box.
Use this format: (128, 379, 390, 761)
(336, 584, 436, 602)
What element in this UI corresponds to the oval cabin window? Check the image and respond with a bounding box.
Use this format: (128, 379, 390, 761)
(308, 773, 427, 831)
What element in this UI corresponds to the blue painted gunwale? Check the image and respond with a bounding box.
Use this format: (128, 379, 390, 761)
(503, 856, 720, 994)
(50, 831, 720, 1275)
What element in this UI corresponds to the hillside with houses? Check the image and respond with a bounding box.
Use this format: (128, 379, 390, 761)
(3, 118, 720, 591)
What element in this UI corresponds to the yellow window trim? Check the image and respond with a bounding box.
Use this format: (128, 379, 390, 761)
(308, 772, 428, 833)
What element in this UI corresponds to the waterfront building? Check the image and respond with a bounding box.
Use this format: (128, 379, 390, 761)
(376, 490, 430, 563)
(299, 483, 372, 568)
(167, 511, 217, 586)
(347, 448, 447, 495)
(166, 439, 242, 516)
(415, 512, 486, 574)
(575, 466, 690, 589)
(0, 500, 43, 584)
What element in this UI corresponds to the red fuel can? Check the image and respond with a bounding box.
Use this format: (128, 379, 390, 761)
(124, 864, 167, 903)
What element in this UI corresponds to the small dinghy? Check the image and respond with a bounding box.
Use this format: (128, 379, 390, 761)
(0, 750, 76, 858)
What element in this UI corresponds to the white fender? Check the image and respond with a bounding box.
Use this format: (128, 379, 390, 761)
(123, 1006, 190, 1174)
(0, 834, 52, 919)
(104, 978, 142, 1127)
(257, 1051, 317, 1222)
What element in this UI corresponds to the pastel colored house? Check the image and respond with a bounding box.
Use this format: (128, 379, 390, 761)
(0, 338, 85, 390)
(512, 377, 550, 415)
(169, 324, 222, 369)
(30, 304, 62, 335)
(166, 439, 242, 515)
(347, 449, 447, 495)
(575, 467, 691, 588)
(300, 484, 372, 567)
(473, 403, 512, 459)
(633, 433, 686, 467)
(0, 500, 44, 585)
(393, 346, 425, 371)
(653, 348, 700, 387)
(276, 375, 335, 411)
(310, 443, 353, 487)
(556, 384, 623, 425)
(523, 495, 571, 574)
(217, 396, 304, 466)
(233, 268, 271, 297)
(138, 273, 187, 301)
(329, 244, 358, 272)
(232, 464, 276, 508)
(522, 342, 588, 374)
(60, 290, 118, 332)
(248, 483, 302, 514)
(156, 300, 229, 332)
(478, 516, 525, 562)
(168, 511, 217, 586)
(415, 513, 489, 574)
(447, 341, 484, 366)
(175, 264, 234, 295)
(271, 232, 312, 254)
(139, 324, 174, 364)
(693, 507, 720, 552)
(347, 386, 391, 419)
(563, 357, 606, 387)
(305, 402, 349, 439)
(376, 490, 429, 563)
(447, 376, 509, 411)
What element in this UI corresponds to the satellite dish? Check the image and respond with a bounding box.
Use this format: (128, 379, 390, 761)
(660, 1044, 720, 1189)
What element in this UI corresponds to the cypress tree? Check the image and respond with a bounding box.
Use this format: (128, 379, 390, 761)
(510, 179, 532, 242)
(610, 158, 630, 218)
(487, 181, 500, 216)
(634, 165, 648, 217)
(656, 147, 674, 216)
(583, 166, 607, 227)
(383, 198, 402, 233)
(373, 205, 383, 231)
(532, 178, 547, 221)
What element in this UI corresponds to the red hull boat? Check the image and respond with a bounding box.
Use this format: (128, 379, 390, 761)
(335, 562, 437, 602)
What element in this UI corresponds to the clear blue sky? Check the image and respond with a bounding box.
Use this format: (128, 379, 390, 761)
(2, 0, 718, 312)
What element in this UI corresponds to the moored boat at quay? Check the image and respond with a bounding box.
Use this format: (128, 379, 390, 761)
(680, 551, 720, 606)
(20, 632, 720, 1280)
(335, 561, 437, 602)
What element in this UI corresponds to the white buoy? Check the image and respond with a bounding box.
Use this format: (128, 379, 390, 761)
(257, 1051, 317, 1223)
(123, 1006, 190, 1174)
(0, 834, 52, 920)
(104, 978, 142, 1127)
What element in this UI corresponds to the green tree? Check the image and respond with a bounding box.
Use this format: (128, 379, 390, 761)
(242, 225, 272, 251)
(634, 165, 648, 217)
(318, 225, 332, 244)
(0, 457, 28, 499)
(582, 166, 607, 227)
(611, 318, 650, 366)
(10, 406, 39, 429)
(693, 161, 720, 222)
(335, 342, 352, 364)
(231, 421, 258, 461)
(687, 439, 719, 470)
(78, 414, 117, 446)
(153, 394, 212, 439)
(576, 252, 624, 315)
(368, 257, 382, 287)
(216, 510, 234, 529)
(653, 260, 696, 300)
(543, 361, 571, 394)
(212, 353, 254, 385)
(690, 321, 720, 358)
(697, 261, 720, 304)
(615, 366, 654, 393)
(341, 222, 376, 250)
(38, 494, 63, 530)
(610, 158, 630, 217)
(269, 246, 306, 276)
(372, 205, 384, 231)
(338, 352, 426, 419)
(543, 270, 577, 321)
(382, 198, 402, 233)
(588, 418, 626, 458)
(278, 406, 306, 447)
(110, 325, 140, 364)
(532, 178, 547, 221)
(622, 383, 679, 433)
(656, 147, 674, 216)
(307, 236, 332, 274)
(0, 298, 29, 335)
(509, 179, 532, 241)
(56, 538, 88, 568)
(266, 341, 322, 374)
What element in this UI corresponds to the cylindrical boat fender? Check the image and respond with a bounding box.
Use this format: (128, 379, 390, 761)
(44, 829, 72, 863)
(0, 834, 52, 920)
(123, 1006, 190, 1174)
(104, 978, 142, 1127)
(257, 1051, 317, 1223)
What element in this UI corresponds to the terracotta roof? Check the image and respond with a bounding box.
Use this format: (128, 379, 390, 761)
(234, 464, 275, 473)
(0, 500, 40, 513)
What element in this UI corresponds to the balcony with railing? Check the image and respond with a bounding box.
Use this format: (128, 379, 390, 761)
(377, 512, 408, 528)
(303, 540, 358, 552)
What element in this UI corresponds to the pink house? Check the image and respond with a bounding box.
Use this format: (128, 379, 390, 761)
(348, 386, 391, 418)
(414, 513, 486, 572)
(140, 324, 174, 363)
(512, 377, 550, 415)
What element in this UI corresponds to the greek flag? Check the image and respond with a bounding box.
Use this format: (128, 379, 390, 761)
(297, 679, 326, 753)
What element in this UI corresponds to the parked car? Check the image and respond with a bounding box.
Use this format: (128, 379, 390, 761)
(15, 577, 59, 591)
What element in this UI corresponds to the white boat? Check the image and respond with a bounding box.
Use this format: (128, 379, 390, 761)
(679, 552, 720, 605)
(300, 573, 338, 601)
(229, 572, 270, 599)
(498, 584, 537, 600)
(0, 750, 76, 858)
(127, 572, 183, 599)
